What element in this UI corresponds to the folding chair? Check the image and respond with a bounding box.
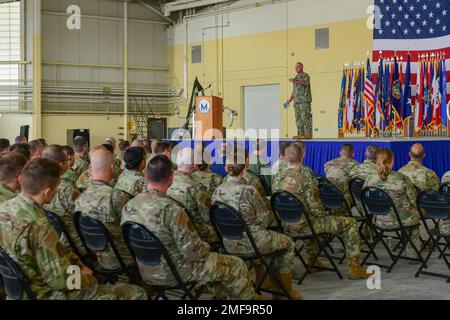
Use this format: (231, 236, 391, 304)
(122, 222, 200, 300)
(74, 211, 138, 284)
(44, 210, 94, 266)
(360, 187, 425, 272)
(415, 190, 450, 282)
(349, 178, 378, 261)
(0, 247, 36, 300)
(270, 191, 343, 284)
(319, 180, 370, 263)
(210, 202, 293, 299)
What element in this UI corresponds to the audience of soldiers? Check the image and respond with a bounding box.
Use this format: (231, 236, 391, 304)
(0, 135, 449, 301)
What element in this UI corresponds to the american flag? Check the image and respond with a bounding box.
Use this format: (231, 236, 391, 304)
(372, 0, 450, 102)
(364, 58, 375, 128)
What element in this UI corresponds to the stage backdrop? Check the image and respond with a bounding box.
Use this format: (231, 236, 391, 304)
(172, 139, 450, 179)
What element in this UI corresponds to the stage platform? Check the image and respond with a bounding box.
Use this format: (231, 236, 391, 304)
(171, 137, 450, 178)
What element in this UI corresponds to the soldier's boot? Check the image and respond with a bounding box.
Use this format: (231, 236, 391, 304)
(254, 264, 273, 290)
(273, 272, 302, 300)
(304, 132, 313, 140)
(293, 132, 305, 139)
(307, 255, 328, 272)
(347, 256, 373, 279)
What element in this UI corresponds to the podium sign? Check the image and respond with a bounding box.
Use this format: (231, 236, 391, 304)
(195, 96, 223, 140)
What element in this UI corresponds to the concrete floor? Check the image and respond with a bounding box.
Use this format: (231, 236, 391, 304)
(291, 248, 450, 300)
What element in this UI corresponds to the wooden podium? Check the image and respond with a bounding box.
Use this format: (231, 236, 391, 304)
(195, 96, 223, 140)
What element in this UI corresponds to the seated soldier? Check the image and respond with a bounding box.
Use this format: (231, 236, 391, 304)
(115, 147, 147, 197)
(62, 145, 78, 186)
(167, 147, 217, 244)
(15, 135, 27, 144)
(72, 136, 90, 180)
(272, 143, 372, 279)
(41, 145, 85, 255)
(0, 158, 146, 300)
(121, 155, 261, 300)
(153, 141, 177, 170)
(324, 144, 359, 210)
(247, 139, 272, 196)
(0, 152, 27, 204)
(76, 144, 116, 190)
(213, 149, 300, 299)
(271, 142, 290, 178)
(364, 148, 422, 262)
(75, 146, 134, 270)
(191, 142, 223, 197)
(398, 143, 439, 192)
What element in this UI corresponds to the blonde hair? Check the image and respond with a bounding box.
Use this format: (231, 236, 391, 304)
(376, 148, 394, 181)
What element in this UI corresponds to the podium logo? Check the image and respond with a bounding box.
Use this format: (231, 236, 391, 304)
(198, 100, 211, 114)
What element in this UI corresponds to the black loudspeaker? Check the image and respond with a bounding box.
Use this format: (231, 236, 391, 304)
(72, 129, 90, 147)
(19, 125, 30, 140)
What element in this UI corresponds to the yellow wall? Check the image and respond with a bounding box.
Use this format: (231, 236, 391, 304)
(169, 18, 372, 138)
(41, 115, 125, 146)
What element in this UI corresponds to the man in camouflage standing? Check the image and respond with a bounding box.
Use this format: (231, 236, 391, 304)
(285, 62, 313, 139)
(0, 158, 146, 300)
(324, 144, 359, 211)
(272, 143, 372, 279)
(75, 146, 134, 270)
(167, 147, 217, 244)
(121, 155, 261, 300)
(398, 143, 439, 192)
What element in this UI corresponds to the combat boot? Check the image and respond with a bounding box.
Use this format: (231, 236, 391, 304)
(347, 256, 373, 279)
(273, 272, 302, 300)
(304, 133, 313, 139)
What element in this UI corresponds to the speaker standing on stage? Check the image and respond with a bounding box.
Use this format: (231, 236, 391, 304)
(285, 62, 312, 139)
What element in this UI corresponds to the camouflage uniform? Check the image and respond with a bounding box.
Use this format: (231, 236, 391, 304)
(441, 171, 450, 185)
(248, 156, 272, 196)
(398, 160, 440, 192)
(112, 156, 123, 187)
(349, 159, 379, 215)
(167, 171, 217, 243)
(364, 171, 421, 258)
(115, 169, 146, 197)
(324, 157, 359, 208)
(121, 189, 256, 300)
(43, 173, 86, 256)
(0, 193, 145, 300)
(72, 155, 89, 181)
(271, 159, 287, 181)
(191, 169, 223, 197)
(349, 160, 378, 181)
(0, 183, 16, 204)
(62, 168, 78, 187)
(76, 170, 92, 191)
(75, 180, 133, 270)
(212, 176, 295, 274)
(293, 72, 312, 136)
(272, 167, 362, 260)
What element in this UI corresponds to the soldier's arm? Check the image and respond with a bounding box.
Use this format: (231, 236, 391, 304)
(430, 172, 440, 191)
(403, 175, 418, 206)
(30, 219, 96, 291)
(194, 186, 213, 225)
(244, 187, 270, 228)
(112, 190, 132, 220)
(169, 206, 210, 262)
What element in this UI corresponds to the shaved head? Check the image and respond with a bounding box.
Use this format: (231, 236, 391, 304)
(409, 143, 425, 161)
(90, 146, 114, 175)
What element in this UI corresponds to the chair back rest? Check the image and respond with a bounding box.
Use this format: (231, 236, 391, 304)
(417, 190, 450, 220)
(74, 211, 109, 252)
(318, 181, 346, 209)
(270, 191, 305, 223)
(0, 248, 36, 300)
(44, 210, 66, 237)
(122, 222, 163, 266)
(361, 187, 393, 216)
(349, 177, 365, 202)
(210, 203, 245, 240)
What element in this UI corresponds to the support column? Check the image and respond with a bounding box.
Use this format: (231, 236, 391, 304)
(123, 2, 129, 140)
(32, 0, 42, 139)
